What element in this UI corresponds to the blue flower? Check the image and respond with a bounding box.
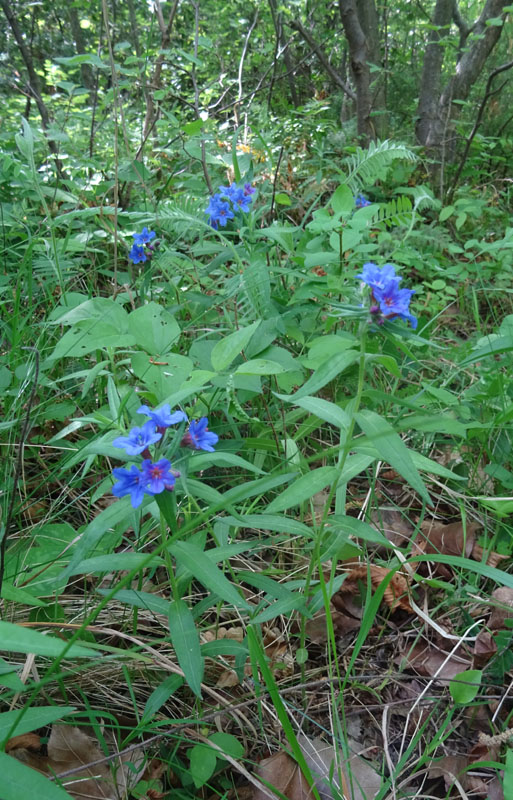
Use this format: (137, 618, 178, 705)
(129, 244, 147, 264)
(355, 194, 371, 208)
(182, 417, 219, 452)
(230, 186, 252, 213)
(356, 262, 417, 328)
(243, 182, 255, 197)
(133, 227, 156, 245)
(206, 195, 235, 228)
(356, 262, 400, 292)
(141, 458, 177, 493)
(373, 282, 417, 328)
(112, 464, 148, 508)
(112, 420, 162, 456)
(137, 404, 187, 429)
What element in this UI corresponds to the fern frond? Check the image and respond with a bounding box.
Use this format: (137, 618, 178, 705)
(370, 195, 413, 229)
(344, 139, 417, 189)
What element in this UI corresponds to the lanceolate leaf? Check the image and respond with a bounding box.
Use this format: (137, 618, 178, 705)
(0, 622, 97, 659)
(0, 753, 73, 800)
(168, 599, 204, 697)
(267, 467, 339, 513)
(0, 706, 76, 744)
(275, 350, 358, 402)
(170, 541, 250, 609)
(355, 410, 431, 504)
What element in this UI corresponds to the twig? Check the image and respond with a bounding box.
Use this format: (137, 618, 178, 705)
(191, 0, 213, 195)
(0, 347, 40, 600)
(269, 145, 284, 219)
(447, 59, 513, 202)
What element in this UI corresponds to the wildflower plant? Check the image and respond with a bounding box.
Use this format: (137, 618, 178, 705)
(128, 227, 159, 264)
(206, 182, 255, 228)
(356, 262, 417, 328)
(110, 405, 219, 508)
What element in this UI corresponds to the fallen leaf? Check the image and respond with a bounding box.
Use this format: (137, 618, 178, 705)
(8, 724, 146, 800)
(305, 608, 361, 644)
(254, 737, 381, 800)
(254, 750, 314, 800)
(400, 642, 471, 682)
(471, 543, 509, 568)
(472, 631, 498, 668)
(429, 755, 469, 790)
(298, 734, 381, 800)
(5, 733, 41, 753)
(420, 519, 479, 559)
(338, 565, 412, 612)
(489, 587, 513, 629)
(368, 508, 415, 549)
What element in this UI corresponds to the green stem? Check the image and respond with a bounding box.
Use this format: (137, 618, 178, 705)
(299, 323, 368, 687)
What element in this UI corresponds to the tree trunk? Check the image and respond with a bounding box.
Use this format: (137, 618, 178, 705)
(338, 0, 375, 142)
(416, 0, 509, 164)
(356, 0, 386, 136)
(68, 6, 95, 92)
(0, 0, 52, 130)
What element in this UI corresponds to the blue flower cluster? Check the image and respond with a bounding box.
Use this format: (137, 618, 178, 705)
(111, 405, 219, 508)
(354, 194, 371, 209)
(206, 182, 256, 229)
(129, 227, 158, 264)
(356, 262, 417, 329)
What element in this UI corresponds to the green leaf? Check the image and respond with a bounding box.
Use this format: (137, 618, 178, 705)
(0, 752, 73, 800)
(168, 599, 204, 697)
(49, 322, 135, 361)
(189, 743, 217, 788)
(170, 542, 249, 609)
(211, 321, 261, 371)
(187, 451, 264, 475)
(235, 359, 285, 375)
(355, 410, 431, 504)
(504, 749, 513, 798)
(286, 395, 350, 430)
(60, 500, 134, 581)
(0, 622, 97, 658)
(0, 706, 76, 744)
(1, 583, 48, 607)
(69, 553, 164, 575)
(251, 593, 308, 623)
(439, 205, 454, 222)
(100, 589, 170, 616)
(209, 732, 244, 759)
(183, 119, 203, 136)
(329, 515, 395, 548)
(275, 351, 358, 401)
(127, 302, 180, 355)
(449, 669, 482, 704)
(275, 192, 291, 206)
(267, 467, 339, 513)
(223, 513, 313, 538)
(142, 674, 184, 721)
(330, 184, 354, 214)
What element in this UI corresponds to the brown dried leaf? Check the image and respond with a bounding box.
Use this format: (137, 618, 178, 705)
(298, 734, 381, 800)
(9, 725, 145, 800)
(338, 565, 412, 612)
(254, 751, 315, 800)
(428, 755, 469, 790)
(305, 609, 361, 644)
(472, 631, 498, 669)
(420, 519, 480, 558)
(5, 733, 41, 753)
(400, 642, 471, 682)
(368, 508, 414, 549)
(489, 587, 513, 630)
(471, 543, 509, 568)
